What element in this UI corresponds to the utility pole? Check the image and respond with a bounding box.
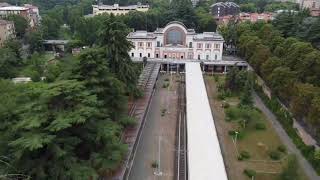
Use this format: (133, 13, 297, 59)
(154, 136, 163, 176)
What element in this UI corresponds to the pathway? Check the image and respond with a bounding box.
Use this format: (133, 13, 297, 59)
(253, 92, 319, 180)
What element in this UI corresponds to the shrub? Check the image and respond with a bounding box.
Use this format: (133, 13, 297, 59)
(162, 83, 169, 88)
(244, 169, 256, 178)
(278, 145, 287, 153)
(164, 78, 169, 81)
(269, 150, 281, 160)
(217, 93, 226, 100)
(151, 161, 158, 168)
(120, 117, 136, 127)
(255, 122, 266, 130)
(240, 150, 251, 160)
(222, 102, 230, 108)
(214, 75, 219, 82)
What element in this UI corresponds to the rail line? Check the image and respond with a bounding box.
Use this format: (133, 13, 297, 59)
(175, 75, 187, 180)
(112, 62, 160, 180)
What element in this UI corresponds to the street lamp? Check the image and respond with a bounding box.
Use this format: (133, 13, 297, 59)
(234, 131, 239, 156)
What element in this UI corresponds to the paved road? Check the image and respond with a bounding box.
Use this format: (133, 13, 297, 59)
(128, 75, 177, 180)
(253, 92, 319, 180)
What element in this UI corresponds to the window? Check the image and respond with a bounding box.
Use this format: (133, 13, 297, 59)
(197, 43, 203, 49)
(181, 56, 184, 59)
(131, 53, 134, 57)
(214, 44, 220, 49)
(164, 55, 167, 59)
(157, 41, 160, 47)
(140, 53, 142, 57)
(206, 55, 209, 60)
(147, 42, 152, 48)
(189, 42, 193, 48)
(166, 29, 184, 45)
(205, 43, 211, 49)
(215, 54, 218, 60)
(138, 42, 143, 47)
(156, 54, 159, 58)
(198, 54, 201, 60)
(148, 53, 150, 57)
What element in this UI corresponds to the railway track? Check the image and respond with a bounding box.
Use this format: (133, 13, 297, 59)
(175, 75, 187, 180)
(119, 62, 160, 180)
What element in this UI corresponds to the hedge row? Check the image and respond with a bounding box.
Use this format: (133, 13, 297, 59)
(254, 85, 320, 174)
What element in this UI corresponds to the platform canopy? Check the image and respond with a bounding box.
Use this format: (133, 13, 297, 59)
(185, 62, 228, 180)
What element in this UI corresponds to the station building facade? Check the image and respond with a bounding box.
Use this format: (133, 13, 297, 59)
(127, 21, 224, 61)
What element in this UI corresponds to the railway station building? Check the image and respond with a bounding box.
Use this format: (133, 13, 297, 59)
(127, 21, 224, 61)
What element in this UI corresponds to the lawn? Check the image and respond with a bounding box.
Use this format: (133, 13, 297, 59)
(204, 75, 308, 180)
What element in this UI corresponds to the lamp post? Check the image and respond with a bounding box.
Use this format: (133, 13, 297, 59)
(234, 131, 239, 156)
(154, 136, 163, 176)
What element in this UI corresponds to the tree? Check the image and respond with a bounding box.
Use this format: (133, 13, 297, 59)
(260, 57, 281, 79)
(290, 83, 319, 120)
(75, 48, 127, 120)
(240, 3, 257, 13)
(0, 48, 19, 78)
(267, 67, 296, 101)
(3, 39, 22, 59)
(6, 14, 28, 38)
(280, 155, 300, 180)
(41, 15, 61, 39)
(25, 30, 44, 53)
(99, 15, 139, 92)
(1, 80, 127, 179)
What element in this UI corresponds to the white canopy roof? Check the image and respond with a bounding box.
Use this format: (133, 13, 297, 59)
(185, 62, 228, 180)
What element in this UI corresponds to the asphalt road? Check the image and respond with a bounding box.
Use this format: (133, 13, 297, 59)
(128, 75, 177, 180)
(253, 92, 319, 180)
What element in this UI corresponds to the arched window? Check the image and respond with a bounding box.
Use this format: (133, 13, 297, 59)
(166, 29, 183, 45)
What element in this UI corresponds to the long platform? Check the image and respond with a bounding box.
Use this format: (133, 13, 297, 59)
(185, 62, 228, 180)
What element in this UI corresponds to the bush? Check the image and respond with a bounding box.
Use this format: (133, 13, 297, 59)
(278, 145, 287, 153)
(255, 122, 266, 130)
(269, 150, 281, 160)
(240, 150, 251, 160)
(164, 78, 169, 81)
(162, 83, 169, 88)
(244, 169, 256, 178)
(214, 75, 219, 82)
(151, 161, 158, 168)
(120, 117, 136, 127)
(222, 102, 230, 108)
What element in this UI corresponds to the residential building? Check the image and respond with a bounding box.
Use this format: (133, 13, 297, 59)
(210, 2, 240, 18)
(0, 19, 15, 47)
(0, 4, 40, 27)
(92, 3, 149, 16)
(301, 0, 320, 16)
(216, 13, 274, 25)
(127, 21, 224, 61)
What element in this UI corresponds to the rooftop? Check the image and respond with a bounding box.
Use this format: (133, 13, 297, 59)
(93, 3, 149, 10)
(211, 1, 240, 8)
(185, 62, 228, 180)
(0, 6, 28, 11)
(127, 30, 156, 39)
(194, 32, 224, 41)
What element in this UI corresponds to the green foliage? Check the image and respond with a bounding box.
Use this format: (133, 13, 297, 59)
(25, 31, 44, 53)
(269, 150, 281, 160)
(243, 169, 256, 178)
(239, 150, 251, 160)
(278, 145, 287, 153)
(6, 14, 28, 38)
(280, 155, 300, 180)
(120, 116, 137, 127)
(255, 122, 266, 130)
(0, 47, 19, 78)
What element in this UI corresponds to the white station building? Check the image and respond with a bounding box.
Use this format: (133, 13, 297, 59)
(127, 21, 224, 61)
